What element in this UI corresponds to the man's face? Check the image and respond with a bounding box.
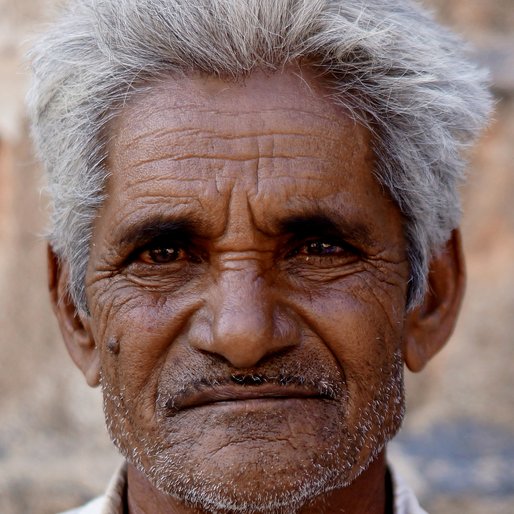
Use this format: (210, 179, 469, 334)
(85, 70, 410, 511)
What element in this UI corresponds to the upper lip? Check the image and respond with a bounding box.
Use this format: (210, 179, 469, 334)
(169, 384, 329, 412)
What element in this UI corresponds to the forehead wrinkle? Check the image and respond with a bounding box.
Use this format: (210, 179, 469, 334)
(130, 155, 331, 171)
(127, 129, 340, 154)
(114, 97, 350, 151)
(113, 130, 341, 186)
(123, 172, 212, 188)
(122, 98, 347, 132)
(123, 131, 340, 166)
(115, 127, 205, 150)
(104, 197, 202, 231)
(107, 177, 214, 210)
(116, 126, 280, 151)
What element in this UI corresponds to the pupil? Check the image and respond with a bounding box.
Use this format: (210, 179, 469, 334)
(150, 247, 176, 262)
(309, 242, 331, 255)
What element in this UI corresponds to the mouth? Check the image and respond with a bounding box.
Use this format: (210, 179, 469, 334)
(164, 383, 333, 414)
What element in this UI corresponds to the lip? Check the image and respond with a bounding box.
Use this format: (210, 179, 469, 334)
(166, 384, 330, 413)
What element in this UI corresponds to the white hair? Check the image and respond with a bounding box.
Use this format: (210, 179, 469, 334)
(27, 0, 492, 311)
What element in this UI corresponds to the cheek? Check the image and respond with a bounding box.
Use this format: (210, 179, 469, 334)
(288, 274, 406, 403)
(89, 284, 202, 410)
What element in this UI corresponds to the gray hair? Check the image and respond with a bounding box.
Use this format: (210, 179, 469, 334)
(27, 0, 492, 312)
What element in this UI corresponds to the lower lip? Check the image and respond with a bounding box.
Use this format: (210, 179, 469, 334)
(182, 397, 325, 413)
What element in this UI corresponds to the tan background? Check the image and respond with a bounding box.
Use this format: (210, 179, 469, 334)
(0, 0, 513, 512)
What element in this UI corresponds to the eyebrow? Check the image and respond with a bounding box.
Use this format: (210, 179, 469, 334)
(113, 216, 202, 250)
(111, 211, 375, 253)
(277, 213, 375, 249)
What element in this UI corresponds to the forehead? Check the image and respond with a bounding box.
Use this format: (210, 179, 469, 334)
(102, 69, 400, 243)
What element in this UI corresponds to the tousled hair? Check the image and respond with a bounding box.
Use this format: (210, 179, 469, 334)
(27, 0, 492, 311)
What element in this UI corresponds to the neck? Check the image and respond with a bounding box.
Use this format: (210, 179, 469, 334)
(126, 451, 389, 514)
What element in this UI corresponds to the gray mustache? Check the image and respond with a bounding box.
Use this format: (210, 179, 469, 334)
(161, 372, 343, 414)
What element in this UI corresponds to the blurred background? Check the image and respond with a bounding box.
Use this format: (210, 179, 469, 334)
(0, 0, 513, 512)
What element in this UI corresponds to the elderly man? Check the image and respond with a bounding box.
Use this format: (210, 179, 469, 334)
(28, 0, 491, 513)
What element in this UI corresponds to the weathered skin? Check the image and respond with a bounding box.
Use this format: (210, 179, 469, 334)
(49, 68, 465, 514)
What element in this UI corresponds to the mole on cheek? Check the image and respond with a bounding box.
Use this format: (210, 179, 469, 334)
(107, 336, 120, 356)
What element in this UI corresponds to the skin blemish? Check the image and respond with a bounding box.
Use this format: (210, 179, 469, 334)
(107, 336, 121, 355)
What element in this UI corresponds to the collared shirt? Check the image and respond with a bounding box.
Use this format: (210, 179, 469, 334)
(60, 462, 428, 514)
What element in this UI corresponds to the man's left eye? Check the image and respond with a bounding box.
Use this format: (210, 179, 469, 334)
(301, 241, 345, 256)
(138, 246, 186, 264)
(291, 240, 351, 258)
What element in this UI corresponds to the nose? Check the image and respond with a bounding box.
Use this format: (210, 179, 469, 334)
(191, 265, 298, 368)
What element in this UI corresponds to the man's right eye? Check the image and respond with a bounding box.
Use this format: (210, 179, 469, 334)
(138, 245, 187, 264)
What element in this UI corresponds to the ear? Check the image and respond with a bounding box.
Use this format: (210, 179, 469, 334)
(403, 229, 466, 372)
(48, 244, 101, 387)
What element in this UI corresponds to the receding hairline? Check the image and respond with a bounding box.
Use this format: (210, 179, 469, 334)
(105, 62, 365, 134)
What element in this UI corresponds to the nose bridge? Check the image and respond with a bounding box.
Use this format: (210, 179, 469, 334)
(215, 262, 272, 359)
(205, 257, 292, 368)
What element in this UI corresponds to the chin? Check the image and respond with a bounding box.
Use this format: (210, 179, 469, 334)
(107, 403, 402, 514)
(138, 430, 392, 514)
(144, 452, 354, 514)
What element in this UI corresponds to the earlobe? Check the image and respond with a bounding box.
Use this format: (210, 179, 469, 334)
(48, 245, 101, 387)
(403, 230, 466, 372)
